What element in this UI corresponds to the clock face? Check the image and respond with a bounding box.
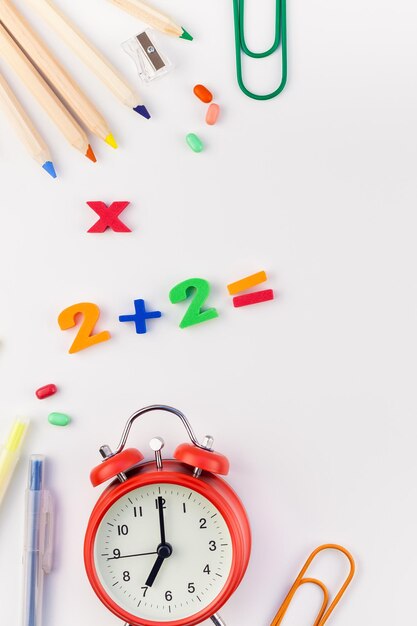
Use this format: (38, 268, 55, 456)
(93, 483, 233, 622)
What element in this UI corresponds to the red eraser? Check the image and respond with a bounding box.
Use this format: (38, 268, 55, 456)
(233, 289, 274, 308)
(35, 384, 57, 399)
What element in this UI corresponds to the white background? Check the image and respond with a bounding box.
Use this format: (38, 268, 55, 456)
(0, 0, 416, 624)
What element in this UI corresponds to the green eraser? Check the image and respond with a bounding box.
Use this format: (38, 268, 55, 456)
(186, 133, 204, 153)
(48, 412, 71, 427)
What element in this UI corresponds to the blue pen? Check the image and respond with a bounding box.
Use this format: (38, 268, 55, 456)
(22, 456, 54, 626)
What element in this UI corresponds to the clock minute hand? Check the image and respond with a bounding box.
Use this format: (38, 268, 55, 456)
(157, 496, 166, 544)
(144, 497, 172, 588)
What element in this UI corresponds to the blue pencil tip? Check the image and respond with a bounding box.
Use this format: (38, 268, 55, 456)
(134, 105, 151, 120)
(42, 161, 57, 179)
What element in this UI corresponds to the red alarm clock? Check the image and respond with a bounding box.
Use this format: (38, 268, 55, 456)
(84, 405, 251, 626)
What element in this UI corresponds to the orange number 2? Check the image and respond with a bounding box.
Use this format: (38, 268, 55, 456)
(58, 302, 111, 354)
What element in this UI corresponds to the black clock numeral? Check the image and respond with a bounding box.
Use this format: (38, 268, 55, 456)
(199, 518, 207, 529)
(183, 503, 187, 513)
(165, 590, 173, 601)
(117, 524, 129, 536)
(112, 549, 121, 559)
(188, 582, 195, 593)
(141, 586, 148, 597)
(203, 564, 211, 574)
(123, 571, 130, 581)
(155, 497, 166, 510)
(133, 506, 143, 518)
(209, 540, 217, 551)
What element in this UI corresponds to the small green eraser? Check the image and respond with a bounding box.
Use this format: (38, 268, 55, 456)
(48, 412, 71, 427)
(186, 133, 204, 153)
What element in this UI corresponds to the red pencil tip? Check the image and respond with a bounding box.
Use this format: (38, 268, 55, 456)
(86, 144, 97, 162)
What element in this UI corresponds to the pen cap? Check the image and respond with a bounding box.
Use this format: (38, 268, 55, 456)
(22, 456, 54, 626)
(24, 455, 54, 570)
(24, 456, 45, 552)
(27, 454, 54, 574)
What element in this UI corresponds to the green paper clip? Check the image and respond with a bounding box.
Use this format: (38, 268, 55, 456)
(232, 0, 287, 100)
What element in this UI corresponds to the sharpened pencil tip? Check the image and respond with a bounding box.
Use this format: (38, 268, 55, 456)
(105, 133, 118, 149)
(42, 161, 57, 178)
(180, 28, 193, 41)
(133, 104, 151, 119)
(86, 144, 97, 162)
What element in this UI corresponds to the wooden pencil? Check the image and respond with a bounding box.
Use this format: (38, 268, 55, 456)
(25, 0, 150, 119)
(0, 22, 96, 161)
(108, 0, 193, 40)
(0, 0, 117, 147)
(0, 70, 57, 176)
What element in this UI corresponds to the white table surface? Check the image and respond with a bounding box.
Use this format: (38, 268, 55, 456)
(1, 0, 416, 624)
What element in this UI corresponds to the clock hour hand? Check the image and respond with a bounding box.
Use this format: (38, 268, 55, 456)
(145, 543, 172, 587)
(145, 554, 164, 587)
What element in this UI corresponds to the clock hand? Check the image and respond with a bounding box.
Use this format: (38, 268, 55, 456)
(144, 496, 172, 587)
(107, 551, 157, 561)
(157, 496, 166, 544)
(145, 543, 173, 587)
(145, 554, 165, 587)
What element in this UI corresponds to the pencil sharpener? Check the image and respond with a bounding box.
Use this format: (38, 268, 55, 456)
(122, 29, 172, 83)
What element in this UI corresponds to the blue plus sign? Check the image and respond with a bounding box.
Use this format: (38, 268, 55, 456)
(119, 299, 162, 334)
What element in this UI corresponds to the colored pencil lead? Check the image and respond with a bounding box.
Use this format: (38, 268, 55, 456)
(133, 104, 151, 119)
(105, 132, 118, 149)
(42, 160, 57, 178)
(85, 144, 97, 162)
(180, 28, 193, 41)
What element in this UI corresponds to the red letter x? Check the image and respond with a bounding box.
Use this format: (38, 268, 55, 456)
(87, 201, 132, 233)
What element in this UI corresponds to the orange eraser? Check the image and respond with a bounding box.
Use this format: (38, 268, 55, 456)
(227, 271, 267, 295)
(193, 84, 213, 103)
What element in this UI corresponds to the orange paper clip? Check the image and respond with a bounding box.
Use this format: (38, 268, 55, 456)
(270, 544, 355, 626)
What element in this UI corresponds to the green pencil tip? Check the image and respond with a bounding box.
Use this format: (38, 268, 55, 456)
(180, 28, 193, 41)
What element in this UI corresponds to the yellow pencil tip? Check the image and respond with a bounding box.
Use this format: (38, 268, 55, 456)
(105, 133, 118, 149)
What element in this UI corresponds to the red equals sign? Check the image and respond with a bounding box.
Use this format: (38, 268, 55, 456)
(227, 271, 274, 308)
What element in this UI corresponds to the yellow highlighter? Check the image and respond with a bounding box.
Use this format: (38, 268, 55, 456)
(0, 418, 29, 507)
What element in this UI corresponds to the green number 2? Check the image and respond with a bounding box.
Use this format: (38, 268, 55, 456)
(169, 278, 219, 329)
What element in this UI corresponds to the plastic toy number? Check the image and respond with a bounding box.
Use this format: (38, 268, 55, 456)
(57, 302, 111, 354)
(57, 273, 275, 354)
(169, 278, 219, 328)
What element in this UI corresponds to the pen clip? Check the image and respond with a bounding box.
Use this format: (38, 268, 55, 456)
(42, 490, 54, 574)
